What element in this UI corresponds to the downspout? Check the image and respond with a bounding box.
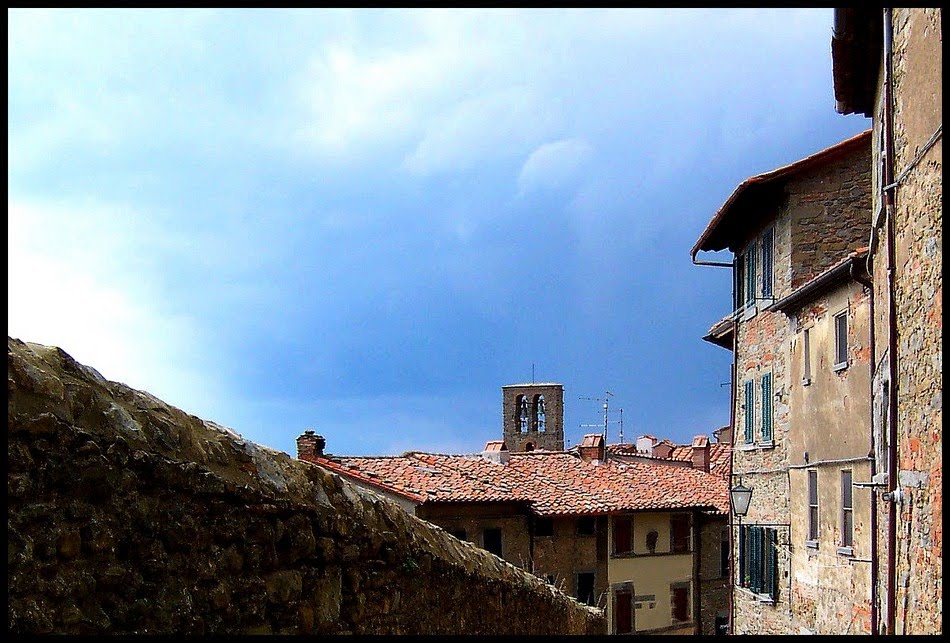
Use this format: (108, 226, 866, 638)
(881, 7, 899, 636)
(851, 258, 877, 635)
(691, 250, 736, 634)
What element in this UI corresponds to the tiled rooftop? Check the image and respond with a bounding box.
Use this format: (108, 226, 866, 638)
(606, 439, 731, 480)
(306, 445, 729, 517)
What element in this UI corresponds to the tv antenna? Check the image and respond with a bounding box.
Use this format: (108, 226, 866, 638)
(579, 391, 623, 443)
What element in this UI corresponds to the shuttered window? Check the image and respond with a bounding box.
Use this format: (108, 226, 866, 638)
(761, 228, 773, 298)
(841, 470, 853, 548)
(761, 373, 773, 442)
(745, 244, 757, 308)
(807, 470, 819, 542)
(744, 380, 755, 444)
(834, 312, 849, 368)
(739, 525, 779, 600)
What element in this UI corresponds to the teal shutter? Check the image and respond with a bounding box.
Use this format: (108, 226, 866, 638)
(746, 245, 757, 306)
(764, 528, 778, 599)
(761, 374, 773, 442)
(740, 526, 749, 587)
(761, 229, 773, 298)
(744, 381, 755, 443)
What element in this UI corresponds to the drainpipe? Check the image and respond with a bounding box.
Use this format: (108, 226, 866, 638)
(691, 251, 737, 633)
(880, 7, 899, 636)
(851, 258, 877, 634)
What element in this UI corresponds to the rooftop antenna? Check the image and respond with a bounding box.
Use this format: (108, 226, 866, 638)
(579, 391, 622, 443)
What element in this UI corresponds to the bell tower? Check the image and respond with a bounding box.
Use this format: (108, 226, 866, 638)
(502, 383, 564, 452)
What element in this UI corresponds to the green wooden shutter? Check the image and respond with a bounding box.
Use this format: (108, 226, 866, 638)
(761, 373, 773, 442)
(765, 528, 778, 599)
(744, 381, 755, 443)
(740, 526, 749, 587)
(746, 245, 757, 306)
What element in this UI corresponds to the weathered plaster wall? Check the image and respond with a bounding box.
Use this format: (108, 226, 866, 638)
(868, 7, 942, 635)
(7, 337, 605, 635)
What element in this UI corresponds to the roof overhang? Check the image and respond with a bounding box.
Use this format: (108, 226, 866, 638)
(702, 316, 735, 351)
(831, 8, 882, 117)
(691, 130, 872, 259)
(766, 248, 870, 314)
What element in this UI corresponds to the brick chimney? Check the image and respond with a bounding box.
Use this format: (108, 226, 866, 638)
(578, 434, 606, 463)
(482, 440, 510, 465)
(690, 435, 710, 472)
(653, 440, 674, 459)
(296, 430, 326, 460)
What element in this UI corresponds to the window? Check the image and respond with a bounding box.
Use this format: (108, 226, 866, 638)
(449, 528, 467, 541)
(576, 572, 596, 606)
(744, 380, 755, 444)
(745, 244, 757, 310)
(834, 311, 849, 370)
(720, 528, 730, 578)
(739, 525, 779, 600)
(671, 583, 690, 622)
(613, 517, 632, 555)
(614, 589, 633, 634)
(535, 517, 554, 538)
(840, 470, 853, 549)
(483, 528, 502, 557)
(535, 395, 546, 432)
(803, 328, 812, 385)
(577, 516, 596, 535)
(807, 470, 819, 544)
(670, 514, 691, 553)
(760, 227, 774, 298)
(761, 373, 773, 442)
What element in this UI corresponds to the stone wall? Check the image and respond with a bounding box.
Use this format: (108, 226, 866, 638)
(7, 337, 605, 635)
(867, 7, 942, 635)
(697, 514, 729, 635)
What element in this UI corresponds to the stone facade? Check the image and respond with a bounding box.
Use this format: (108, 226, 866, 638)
(7, 337, 605, 635)
(502, 383, 564, 452)
(865, 8, 942, 635)
(697, 515, 730, 635)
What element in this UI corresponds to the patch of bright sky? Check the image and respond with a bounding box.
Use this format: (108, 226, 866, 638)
(8, 8, 870, 456)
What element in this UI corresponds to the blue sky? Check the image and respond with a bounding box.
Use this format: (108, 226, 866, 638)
(8, 8, 870, 457)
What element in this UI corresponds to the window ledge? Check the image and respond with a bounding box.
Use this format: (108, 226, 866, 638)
(837, 546, 854, 557)
(736, 587, 776, 604)
(833, 361, 849, 373)
(757, 441, 775, 449)
(739, 442, 775, 451)
(805, 539, 819, 550)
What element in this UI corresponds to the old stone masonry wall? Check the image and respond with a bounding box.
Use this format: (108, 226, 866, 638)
(7, 337, 605, 635)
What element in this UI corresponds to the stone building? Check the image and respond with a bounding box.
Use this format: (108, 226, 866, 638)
(831, 7, 942, 635)
(502, 383, 565, 452)
(691, 131, 874, 634)
(297, 385, 731, 635)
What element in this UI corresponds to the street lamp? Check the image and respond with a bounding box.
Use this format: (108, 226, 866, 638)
(730, 481, 753, 518)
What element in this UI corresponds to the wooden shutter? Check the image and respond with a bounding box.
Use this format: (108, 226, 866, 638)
(764, 528, 778, 599)
(761, 228, 773, 298)
(750, 527, 763, 594)
(746, 244, 757, 306)
(739, 525, 748, 587)
(761, 373, 773, 442)
(744, 381, 755, 443)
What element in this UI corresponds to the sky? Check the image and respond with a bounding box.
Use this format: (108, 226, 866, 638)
(8, 8, 871, 457)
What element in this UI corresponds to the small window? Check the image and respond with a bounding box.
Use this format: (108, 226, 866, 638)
(834, 311, 849, 370)
(671, 514, 690, 553)
(760, 373, 773, 442)
(614, 517, 632, 554)
(576, 572, 596, 606)
(483, 528, 503, 557)
(744, 380, 755, 444)
(524, 442, 535, 451)
(807, 470, 819, 543)
(535, 517, 554, 538)
(803, 328, 812, 384)
(760, 228, 773, 298)
(449, 528, 467, 541)
(841, 470, 853, 548)
(577, 516, 596, 535)
(671, 584, 690, 622)
(614, 589, 633, 634)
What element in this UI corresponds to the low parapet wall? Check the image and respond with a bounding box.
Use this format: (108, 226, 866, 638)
(7, 337, 605, 635)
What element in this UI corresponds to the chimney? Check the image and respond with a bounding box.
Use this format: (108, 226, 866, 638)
(578, 434, 606, 464)
(482, 440, 510, 465)
(652, 440, 674, 459)
(690, 435, 710, 472)
(297, 430, 326, 460)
